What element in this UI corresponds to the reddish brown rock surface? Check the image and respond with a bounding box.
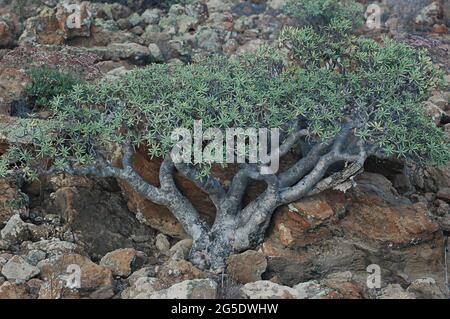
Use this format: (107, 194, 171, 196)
(40, 254, 113, 292)
(0, 67, 30, 115)
(0, 177, 27, 226)
(227, 250, 267, 284)
(262, 173, 446, 293)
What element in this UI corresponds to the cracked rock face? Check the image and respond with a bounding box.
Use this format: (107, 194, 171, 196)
(262, 172, 447, 295)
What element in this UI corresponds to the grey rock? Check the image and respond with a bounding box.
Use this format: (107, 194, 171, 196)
(134, 278, 217, 299)
(1, 255, 40, 283)
(25, 239, 79, 258)
(293, 280, 332, 299)
(168, 239, 192, 260)
(142, 8, 162, 25)
(128, 13, 143, 27)
(407, 278, 447, 299)
(195, 28, 221, 51)
(240, 280, 299, 299)
(0, 214, 29, 244)
(378, 284, 416, 299)
(155, 233, 171, 252)
(26, 249, 47, 266)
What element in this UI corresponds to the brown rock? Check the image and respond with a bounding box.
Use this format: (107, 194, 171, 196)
(38, 280, 81, 299)
(227, 250, 267, 284)
(240, 280, 299, 299)
(19, 3, 93, 45)
(89, 286, 115, 299)
(262, 173, 445, 290)
(0, 281, 30, 299)
(431, 23, 448, 33)
(158, 259, 205, 287)
(265, 191, 345, 249)
(0, 177, 27, 225)
(44, 183, 156, 259)
(0, 11, 21, 49)
(100, 248, 146, 277)
(436, 187, 450, 203)
(0, 67, 30, 115)
(55, 1, 92, 40)
(40, 254, 113, 292)
(0, 20, 14, 48)
(406, 277, 447, 299)
(26, 278, 43, 298)
(322, 272, 364, 299)
(378, 284, 416, 299)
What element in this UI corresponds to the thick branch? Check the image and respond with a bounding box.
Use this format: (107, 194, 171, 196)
(278, 141, 329, 187)
(280, 137, 368, 204)
(173, 162, 225, 209)
(158, 156, 211, 264)
(279, 128, 309, 157)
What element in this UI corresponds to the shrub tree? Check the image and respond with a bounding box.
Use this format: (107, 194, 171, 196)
(1, 5, 449, 270)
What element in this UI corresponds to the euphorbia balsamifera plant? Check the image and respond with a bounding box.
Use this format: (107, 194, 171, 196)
(1, 17, 449, 270)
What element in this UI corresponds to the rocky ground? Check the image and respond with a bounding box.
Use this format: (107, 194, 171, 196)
(0, 0, 449, 299)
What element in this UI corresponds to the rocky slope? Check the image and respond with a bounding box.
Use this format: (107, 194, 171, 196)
(0, 0, 449, 299)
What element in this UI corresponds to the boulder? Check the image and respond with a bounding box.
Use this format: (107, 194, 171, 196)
(0, 67, 31, 115)
(262, 173, 446, 292)
(415, 1, 442, 29)
(378, 284, 416, 299)
(0, 176, 28, 224)
(436, 187, 450, 203)
(0, 281, 30, 299)
(100, 248, 146, 277)
(227, 250, 267, 284)
(38, 280, 81, 299)
(122, 276, 163, 299)
(293, 280, 333, 299)
(0, 214, 30, 244)
(168, 239, 192, 260)
(240, 280, 298, 299)
(40, 254, 113, 292)
(42, 182, 156, 260)
(88, 285, 115, 299)
(406, 277, 448, 299)
(85, 43, 150, 64)
(1, 255, 40, 283)
(134, 278, 217, 299)
(0, 253, 11, 269)
(55, 1, 93, 39)
(0, 7, 22, 48)
(158, 259, 205, 287)
(19, 2, 93, 45)
(127, 266, 158, 286)
(155, 233, 171, 252)
(142, 8, 162, 25)
(321, 272, 365, 299)
(25, 239, 80, 258)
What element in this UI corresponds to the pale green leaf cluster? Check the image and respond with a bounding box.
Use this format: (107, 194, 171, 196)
(284, 0, 365, 29)
(1, 9, 449, 180)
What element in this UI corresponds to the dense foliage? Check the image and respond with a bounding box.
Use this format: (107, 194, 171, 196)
(284, 0, 365, 29)
(1, 0, 448, 180)
(25, 68, 79, 109)
(280, 25, 448, 165)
